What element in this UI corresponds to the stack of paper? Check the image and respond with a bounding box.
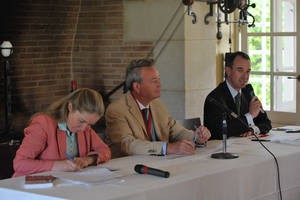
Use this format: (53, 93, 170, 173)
(272, 126, 300, 133)
(51, 167, 123, 186)
(24, 175, 56, 189)
(265, 132, 300, 145)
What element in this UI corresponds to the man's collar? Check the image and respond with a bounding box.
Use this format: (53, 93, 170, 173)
(130, 92, 149, 110)
(226, 80, 241, 98)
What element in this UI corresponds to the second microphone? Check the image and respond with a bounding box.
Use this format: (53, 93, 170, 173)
(134, 164, 170, 178)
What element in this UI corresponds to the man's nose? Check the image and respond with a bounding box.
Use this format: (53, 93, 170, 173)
(242, 72, 249, 79)
(157, 80, 161, 87)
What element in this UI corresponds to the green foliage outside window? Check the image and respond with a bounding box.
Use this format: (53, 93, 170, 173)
(247, 0, 272, 108)
(249, 75, 270, 109)
(248, 0, 271, 33)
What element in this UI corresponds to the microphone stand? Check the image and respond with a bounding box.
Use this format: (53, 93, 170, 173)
(211, 113, 239, 159)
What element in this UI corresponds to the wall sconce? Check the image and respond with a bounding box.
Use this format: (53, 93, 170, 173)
(1, 41, 13, 57)
(0, 41, 13, 135)
(201, 0, 256, 40)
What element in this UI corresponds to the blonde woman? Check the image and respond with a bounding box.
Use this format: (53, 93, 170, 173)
(13, 88, 111, 177)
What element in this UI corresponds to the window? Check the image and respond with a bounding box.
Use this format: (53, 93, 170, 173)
(241, 0, 299, 125)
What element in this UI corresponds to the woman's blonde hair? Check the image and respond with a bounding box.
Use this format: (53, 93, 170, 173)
(45, 88, 105, 122)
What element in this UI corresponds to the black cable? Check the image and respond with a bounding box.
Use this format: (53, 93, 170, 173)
(251, 133, 282, 200)
(232, 118, 282, 200)
(234, 115, 282, 200)
(207, 97, 282, 200)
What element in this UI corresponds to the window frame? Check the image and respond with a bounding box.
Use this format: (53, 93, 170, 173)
(239, 0, 300, 126)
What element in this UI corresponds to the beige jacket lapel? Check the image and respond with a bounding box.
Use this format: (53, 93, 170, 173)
(126, 93, 148, 135)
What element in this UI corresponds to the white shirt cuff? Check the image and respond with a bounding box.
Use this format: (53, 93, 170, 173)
(245, 113, 260, 135)
(162, 142, 167, 155)
(245, 113, 255, 127)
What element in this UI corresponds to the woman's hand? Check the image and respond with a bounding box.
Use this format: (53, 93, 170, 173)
(52, 156, 95, 172)
(73, 157, 95, 169)
(52, 160, 80, 172)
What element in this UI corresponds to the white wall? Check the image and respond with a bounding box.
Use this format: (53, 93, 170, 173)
(124, 0, 218, 121)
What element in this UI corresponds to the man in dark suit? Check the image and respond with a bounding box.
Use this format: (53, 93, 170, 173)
(204, 51, 272, 140)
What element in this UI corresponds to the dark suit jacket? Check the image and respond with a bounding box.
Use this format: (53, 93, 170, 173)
(204, 81, 272, 140)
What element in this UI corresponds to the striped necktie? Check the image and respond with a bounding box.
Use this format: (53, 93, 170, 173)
(141, 108, 152, 140)
(141, 108, 148, 124)
(235, 93, 241, 115)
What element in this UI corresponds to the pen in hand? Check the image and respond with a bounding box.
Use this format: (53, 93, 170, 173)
(194, 125, 202, 141)
(64, 152, 81, 171)
(64, 152, 73, 161)
(194, 125, 207, 147)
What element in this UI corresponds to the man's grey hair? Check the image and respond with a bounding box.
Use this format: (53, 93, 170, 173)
(125, 59, 155, 91)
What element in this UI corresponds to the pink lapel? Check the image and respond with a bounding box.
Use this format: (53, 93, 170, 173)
(77, 131, 88, 157)
(56, 129, 67, 158)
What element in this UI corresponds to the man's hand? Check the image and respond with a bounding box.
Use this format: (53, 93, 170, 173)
(167, 139, 196, 155)
(240, 131, 253, 137)
(249, 96, 264, 118)
(194, 126, 211, 144)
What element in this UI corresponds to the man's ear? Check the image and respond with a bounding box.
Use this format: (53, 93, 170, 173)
(225, 66, 231, 77)
(132, 82, 141, 93)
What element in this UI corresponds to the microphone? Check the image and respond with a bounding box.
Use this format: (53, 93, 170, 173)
(207, 96, 254, 133)
(244, 84, 265, 113)
(209, 98, 239, 159)
(244, 84, 255, 98)
(207, 97, 238, 119)
(208, 96, 265, 139)
(134, 164, 170, 178)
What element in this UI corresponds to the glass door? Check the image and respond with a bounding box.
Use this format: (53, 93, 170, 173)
(241, 0, 299, 126)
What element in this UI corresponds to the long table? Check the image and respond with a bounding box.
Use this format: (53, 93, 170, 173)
(1, 131, 300, 200)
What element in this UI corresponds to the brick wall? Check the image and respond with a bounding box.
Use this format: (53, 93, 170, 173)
(72, 0, 152, 95)
(0, 0, 153, 137)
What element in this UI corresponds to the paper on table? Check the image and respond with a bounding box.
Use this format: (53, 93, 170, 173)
(52, 167, 123, 186)
(272, 125, 300, 132)
(264, 132, 300, 145)
(23, 175, 56, 189)
(24, 182, 54, 189)
(249, 134, 270, 139)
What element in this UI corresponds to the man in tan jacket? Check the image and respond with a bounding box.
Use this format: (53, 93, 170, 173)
(105, 59, 211, 158)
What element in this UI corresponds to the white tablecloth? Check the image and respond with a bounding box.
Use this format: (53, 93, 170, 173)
(1, 131, 300, 200)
